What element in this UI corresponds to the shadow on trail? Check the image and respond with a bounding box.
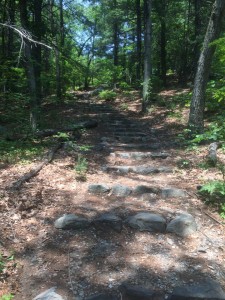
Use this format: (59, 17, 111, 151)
(10, 94, 220, 299)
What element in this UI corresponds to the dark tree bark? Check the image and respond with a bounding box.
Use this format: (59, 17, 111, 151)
(56, 0, 64, 102)
(142, 0, 152, 112)
(188, 0, 225, 133)
(156, 0, 167, 87)
(136, 0, 142, 82)
(33, 0, 43, 104)
(19, 0, 39, 132)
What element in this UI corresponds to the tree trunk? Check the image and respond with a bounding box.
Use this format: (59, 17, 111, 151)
(188, 0, 225, 134)
(136, 0, 142, 82)
(19, 0, 39, 132)
(33, 0, 43, 104)
(142, 0, 152, 112)
(159, 0, 167, 87)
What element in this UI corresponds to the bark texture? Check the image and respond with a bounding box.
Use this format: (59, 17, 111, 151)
(188, 0, 225, 133)
(142, 0, 152, 112)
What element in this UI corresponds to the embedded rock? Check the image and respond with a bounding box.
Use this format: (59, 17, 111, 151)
(86, 294, 118, 300)
(33, 287, 65, 300)
(133, 185, 159, 195)
(166, 213, 197, 237)
(161, 188, 187, 198)
(126, 212, 166, 233)
(88, 184, 111, 194)
(169, 279, 225, 299)
(54, 214, 90, 230)
(93, 213, 123, 232)
(111, 185, 132, 197)
(119, 284, 162, 300)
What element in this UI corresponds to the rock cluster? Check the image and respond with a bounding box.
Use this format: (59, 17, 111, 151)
(54, 212, 197, 237)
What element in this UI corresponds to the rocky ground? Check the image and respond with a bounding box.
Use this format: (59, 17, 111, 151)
(0, 89, 225, 299)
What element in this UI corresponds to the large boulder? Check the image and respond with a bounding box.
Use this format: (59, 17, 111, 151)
(161, 188, 187, 198)
(166, 213, 197, 237)
(169, 279, 225, 300)
(54, 214, 90, 230)
(111, 185, 132, 197)
(93, 213, 123, 232)
(88, 184, 111, 194)
(126, 212, 166, 233)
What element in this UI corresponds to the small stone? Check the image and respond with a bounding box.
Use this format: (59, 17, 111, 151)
(126, 212, 166, 233)
(111, 185, 132, 197)
(88, 184, 111, 194)
(54, 214, 90, 230)
(93, 213, 123, 232)
(166, 213, 197, 237)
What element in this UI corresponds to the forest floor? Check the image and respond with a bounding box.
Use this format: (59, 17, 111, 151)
(0, 88, 225, 299)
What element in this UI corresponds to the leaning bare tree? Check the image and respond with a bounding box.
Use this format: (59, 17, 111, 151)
(188, 0, 225, 134)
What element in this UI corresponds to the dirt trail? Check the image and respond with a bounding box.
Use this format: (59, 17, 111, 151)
(0, 91, 225, 299)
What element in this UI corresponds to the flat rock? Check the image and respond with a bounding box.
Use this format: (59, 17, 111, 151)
(119, 284, 162, 300)
(133, 185, 159, 195)
(86, 294, 118, 300)
(33, 287, 65, 300)
(105, 166, 172, 175)
(166, 213, 197, 237)
(109, 143, 160, 150)
(169, 279, 225, 299)
(111, 185, 132, 197)
(93, 213, 123, 232)
(54, 214, 90, 230)
(161, 188, 187, 198)
(110, 152, 169, 160)
(126, 212, 166, 232)
(88, 184, 111, 194)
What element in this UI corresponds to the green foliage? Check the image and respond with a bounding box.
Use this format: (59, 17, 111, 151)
(199, 180, 225, 218)
(176, 159, 191, 169)
(99, 90, 117, 101)
(0, 139, 48, 164)
(119, 103, 129, 111)
(199, 162, 225, 218)
(191, 120, 225, 144)
(0, 294, 14, 300)
(74, 154, 88, 181)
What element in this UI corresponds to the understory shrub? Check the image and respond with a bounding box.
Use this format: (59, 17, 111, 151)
(99, 90, 117, 101)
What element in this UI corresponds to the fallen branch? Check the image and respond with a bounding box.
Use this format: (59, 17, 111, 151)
(9, 143, 62, 190)
(202, 209, 225, 227)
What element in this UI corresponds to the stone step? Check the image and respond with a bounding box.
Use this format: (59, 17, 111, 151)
(110, 151, 170, 160)
(88, 184, 187, 198)
(103, 165, 172, 174)
(110, 132, 148, 137)
(106, 142, 161, 150)
(101, 136, 154, 143)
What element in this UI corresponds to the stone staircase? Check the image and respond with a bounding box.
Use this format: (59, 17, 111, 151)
(54, 99, 225, 300)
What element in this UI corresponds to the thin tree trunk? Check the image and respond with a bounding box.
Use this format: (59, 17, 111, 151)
(33, 0, 43, 104)
(160, 0, 167, 87)
(142, 0, 152, 112)
(19, 0, 39, 132)
(188, 0, 225, 134)
(136, 0, 142, 82)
